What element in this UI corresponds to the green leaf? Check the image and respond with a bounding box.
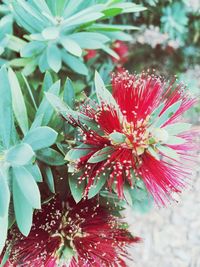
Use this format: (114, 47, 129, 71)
(123, 184, 133, 206)
(88, 23, 137, 32)
(88, 146, 114, 163)
(12, 0, 47, 33)
(7, 35, 27, 53)
(150, 103, 165, 123)
(20, 41, 45, 58)
(0, 66, 14, 148)
(23, 126, 58, 151)
(35, 80, 61, 125)
(63, 78, 75, 108)
(69, 174, 85, 203)
(147, 146, 160, 161)
(0, 215, 8, 255)
(109, 132, 126, 144)
(69, 32, 110, 49)
(131, 186, 153, 214)
(60, 36, 82, 57)
(157, 145, 179, 160)
(88, 174, 107, 199)
(30, 114, 44, 130)
(0, 244, 11, 267)
(22, 74, 37, 110)
(12, 166, 41, 209)
(0, 170, 10, 217)
(95, 71, 121, 113)
(42, 27, 60, 40)
(36, 148, 65, 166)
(39, 49, 49, 73)
(25, 164, 43, 183)
(6, 143, 35, 166)
(102, 45, 119, 59)
(103, 7, 122, 17)
(154, 101, 182, 127)
(12, 176, 33, 236)
(65, 144, 93, 161)
(111, 3, 146, 13)
(62, 8, 103, 27)
(42, 71, 53, 92)
(163, 123, 192, 135)
(43, 165, 55, 193)
(46, 92, 100, 133)
(8, 68, 29, 135)
(47, 44, 62, 73)
(62, 52, 88, 76)
(165, 136, 186, 145)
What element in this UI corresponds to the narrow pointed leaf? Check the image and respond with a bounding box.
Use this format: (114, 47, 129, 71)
(0, 215, 8, 254)
(69, 174, 85, 203)
(163, 123, 192, 135)
(60, 37, 82, 57)
(154, 101, 182, 127)
(165, 136, 186, 145)
(88, 146, 114, 163)
(0, 66, 14, 148)
(8, 68, 29, 135)
(88, 174, 107, 199)
(157, 145, 179, 160)
(47, 44, 62, 73)
(36, 148, 65, 166)
(43, 166, 55, 193)
(0, 170, 10, 217)
(25, 164, 43, 183)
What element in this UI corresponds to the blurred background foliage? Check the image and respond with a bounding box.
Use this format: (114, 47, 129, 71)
(119, 0, 200, 121)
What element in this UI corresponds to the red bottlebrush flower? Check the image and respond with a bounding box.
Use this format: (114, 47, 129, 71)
(62, 70, 197, 205)
(2, 196, 140, 267)
(84, 50, 97, 62)
(112, 41, 129, 66)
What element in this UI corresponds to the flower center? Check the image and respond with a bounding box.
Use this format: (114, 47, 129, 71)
(109, 118, 150, 156)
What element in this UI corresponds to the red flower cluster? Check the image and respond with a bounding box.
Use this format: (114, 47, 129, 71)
(84, 40, 129, 69)
(112, 40, 129, 67)
(65, 70, 197, 205)
(1, 196, 140, 267)
(84, 49, 97, 62)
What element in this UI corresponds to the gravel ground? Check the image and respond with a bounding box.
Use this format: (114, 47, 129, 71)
(126, 172, 200, 267)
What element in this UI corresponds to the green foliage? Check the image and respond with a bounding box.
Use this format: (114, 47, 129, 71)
(161, 2, 188, 43)
(0, 1, 13, 57)
(0, 66, 62, 253)
(2, 0, 145, 75)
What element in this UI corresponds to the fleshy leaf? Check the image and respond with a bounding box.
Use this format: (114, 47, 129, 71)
(88, 174, 107, 199)
(12, 166, 41, 209)
(12, 177, 33, 236)
(109, 132, 126, 144)
(157, 145, 179, 160)
(164, 136, 186, 145)
(6, 143, 35, 166)
(36, 148, 65, 166)
(65, 144, 93, 161)
(23, 126, 58, 151)
(163, 123, 192, 135)
(69, 174, 85, 203)
(88, 146, 114, 163)
(8, 68, 29, 135)
(0, 170, 10, 218)
(154, 101, 182, 127)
